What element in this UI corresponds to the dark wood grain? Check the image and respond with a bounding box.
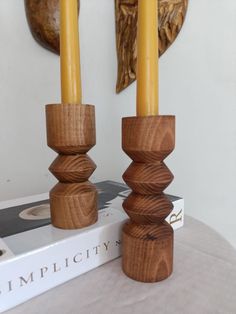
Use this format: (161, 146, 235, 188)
(46, 104, 98, 229)
(123, 222, 173, 282)
(49, 155, 96, 183)
(122, 115, 175, 282)
(123, 193, 173, 224)
(115, 0, 188, 93)
(24, 0, 80, 54)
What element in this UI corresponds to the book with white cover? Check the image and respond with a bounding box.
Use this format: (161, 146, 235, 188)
(0, 181, 184, 313)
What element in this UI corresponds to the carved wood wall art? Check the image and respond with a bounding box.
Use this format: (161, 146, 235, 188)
(115, 0, 188, 93)
(24, 0, 79, 54)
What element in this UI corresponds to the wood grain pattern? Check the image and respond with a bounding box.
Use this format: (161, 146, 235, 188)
(49, 155, 96, 182)
(46, 104, 98, 229)
(24, 0, 80, 54)
(123, 222, 173, 282)
(122, 115, 175, 282)
(115, 0, 188, 93)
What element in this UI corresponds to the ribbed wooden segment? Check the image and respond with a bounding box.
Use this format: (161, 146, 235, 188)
(122, 115, 175, 282)
(123, 193, 173, 224)
(49, 154, 96, 183)
(45, 104, 98, 229)
(123, 161, 174, 195)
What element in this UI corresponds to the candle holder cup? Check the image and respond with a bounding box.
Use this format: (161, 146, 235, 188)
(122, 115, 175, 282)
(45, 103, 98, 229)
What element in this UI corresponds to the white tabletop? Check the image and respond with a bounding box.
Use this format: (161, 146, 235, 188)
(6, 216, 236, 314)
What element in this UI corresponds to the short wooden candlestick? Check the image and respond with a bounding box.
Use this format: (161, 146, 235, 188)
(45, 104, 98, 229)
(122, 115, 175, 282)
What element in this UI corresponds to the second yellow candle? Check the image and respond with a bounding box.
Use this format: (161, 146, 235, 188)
(136, 0, 159, 116)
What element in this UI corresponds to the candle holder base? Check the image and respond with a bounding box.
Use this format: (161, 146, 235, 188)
(122, 115, 175, 282)
(46, 104, 98, 229)
(123, 221, 173, 282)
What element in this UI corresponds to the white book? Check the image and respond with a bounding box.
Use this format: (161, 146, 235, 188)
(0, 181, 184, 313)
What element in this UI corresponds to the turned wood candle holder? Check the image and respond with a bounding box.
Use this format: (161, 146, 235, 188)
(45, 104, 98, 229)
(122, 115, 175, 282)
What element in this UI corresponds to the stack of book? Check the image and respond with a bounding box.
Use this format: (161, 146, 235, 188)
(0, 181, 184, 312)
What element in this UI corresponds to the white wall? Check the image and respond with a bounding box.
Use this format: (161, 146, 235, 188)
(0, 1, 236, 248)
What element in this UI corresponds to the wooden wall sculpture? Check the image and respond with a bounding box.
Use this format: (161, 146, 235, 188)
(115, 0, 188, 93)
(24, 0, 80, 54)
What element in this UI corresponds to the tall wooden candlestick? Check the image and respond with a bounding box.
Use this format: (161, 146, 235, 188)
(45, 0, 97, 229)
(121, 0, 175, 282)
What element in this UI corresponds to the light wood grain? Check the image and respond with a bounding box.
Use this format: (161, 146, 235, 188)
(50, 181, 97, 229)
(122, 115, 175, 282)
(46, 104, 98, 229)
(115, 0, 188, 93)
(46, 104, 96, 154)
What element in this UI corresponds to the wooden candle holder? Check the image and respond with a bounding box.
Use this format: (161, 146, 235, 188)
(45, 104, 98, 229)
(122, 115, 175, 282)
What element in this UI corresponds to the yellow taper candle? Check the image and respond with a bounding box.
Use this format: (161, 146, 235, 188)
(60, 0, 82, 104)
(136, 0, 159, 116)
